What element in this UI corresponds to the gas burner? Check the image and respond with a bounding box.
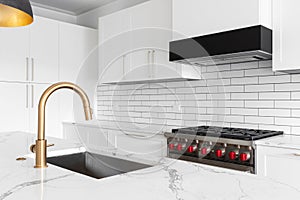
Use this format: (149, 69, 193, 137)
(171, 126, 283, 141)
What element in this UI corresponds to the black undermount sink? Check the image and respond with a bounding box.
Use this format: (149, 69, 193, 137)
(47, 152, 151, 179)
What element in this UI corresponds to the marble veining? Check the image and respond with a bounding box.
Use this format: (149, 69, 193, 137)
(0, 173, 74, 200)
(1, 132, 300, 200)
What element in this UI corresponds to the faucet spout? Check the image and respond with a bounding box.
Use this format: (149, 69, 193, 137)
(33, 82, 93, 168)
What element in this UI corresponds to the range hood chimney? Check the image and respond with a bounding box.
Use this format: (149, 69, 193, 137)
(169, 25, 272, 66)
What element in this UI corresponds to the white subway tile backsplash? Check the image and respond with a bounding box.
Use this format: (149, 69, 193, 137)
(231, 77, 259, 85)
(275, 117, 300, 126)
(219, 70, 244, 78)
(245, 116, 274, 124)
(275, 83, 300, 91)
(275, 101, 300, 109)
(245, 68, 273, 77)
(231, 93, 258, 100)
(231, 62, 258, 70)
(231, 108, 258, 116)
(245, 84, 274, 92)
(245, 101, 274, 108)
(259, 75, 290, 84)
(259, 92, 291, 100)
(259, 109, 291, 117)
(97, 60, 300, 135)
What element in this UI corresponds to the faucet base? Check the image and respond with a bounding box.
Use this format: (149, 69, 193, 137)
(34, 139, 48, 168)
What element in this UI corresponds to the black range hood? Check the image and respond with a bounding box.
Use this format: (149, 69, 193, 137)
(169, 25, 272, 66)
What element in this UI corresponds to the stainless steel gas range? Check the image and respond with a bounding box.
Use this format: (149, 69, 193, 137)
(164, 126, 283, 174)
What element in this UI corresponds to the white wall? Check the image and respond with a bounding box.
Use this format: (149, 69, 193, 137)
(97, 60, 300, 135)
(77, 0, 150, 29)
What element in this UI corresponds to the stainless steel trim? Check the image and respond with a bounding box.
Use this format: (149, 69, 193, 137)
(151, 50, 155, 78)
(169, 153, 254, 173)
(164, 132, 253, 146)
(26, 57, 29, 81)
(25, 85, 29, 108)
(175, 50, 272, 66)
(31, 85, 34, 108)
(31, 58, 34, 81)
(147, 50, 151, 78)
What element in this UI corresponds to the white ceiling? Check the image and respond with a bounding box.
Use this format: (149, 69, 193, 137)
(31, 0, 118, 15)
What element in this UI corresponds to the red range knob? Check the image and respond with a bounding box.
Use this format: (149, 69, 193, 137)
(177, 144, 183, 151)
(201, 148, 208, 155)
(215, 149, 224, 158)
(188, 145, 197, 153)
(169, 143, 175, 150)
(229, 151, 237, 160)
(240, 152, 250, 161)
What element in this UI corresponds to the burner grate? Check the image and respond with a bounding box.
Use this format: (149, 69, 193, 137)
(172, 126, 283, 141)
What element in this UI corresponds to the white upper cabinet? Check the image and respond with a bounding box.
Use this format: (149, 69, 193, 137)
(59, 23, 98, 82)
(98, 0, 200, 84)
(172, 0, 272, 40)
(30, 17, 59, 83)
(0, 26, 30, 82)
(272, 0, 300, 71)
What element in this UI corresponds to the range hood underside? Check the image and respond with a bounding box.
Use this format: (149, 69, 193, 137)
(174, 50, 272, 66)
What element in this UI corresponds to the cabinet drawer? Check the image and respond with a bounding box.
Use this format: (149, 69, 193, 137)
(257, 145, 300, 189)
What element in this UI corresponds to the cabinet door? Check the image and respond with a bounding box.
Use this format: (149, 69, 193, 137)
(30, 17, 59, 83)
(272, 0, 300, 71)
(29, 84, 61, 138)
(98, 8, 132, 84)
(152, 50, 182, 80)
(115, 134, 167, 159)
(131, 0, 172, 51)
(257, 145, 300, 189)
(0, 26, 30, 82)
(124, 49, 151, 82)
(0, 83, 29, 132)
(172, 0, 271, 40)
(59, 23, 98, 82)
(59, 23, 98, 124)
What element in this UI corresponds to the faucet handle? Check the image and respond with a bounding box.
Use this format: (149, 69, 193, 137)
(30, 143, 54, 153)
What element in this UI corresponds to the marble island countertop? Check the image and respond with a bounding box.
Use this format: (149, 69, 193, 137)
(255, 134, 300, 150)
(1, 132, 300, 200)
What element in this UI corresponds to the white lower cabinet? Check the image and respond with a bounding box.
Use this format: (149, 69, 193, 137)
(62, 123, 167, 160)
(0, 82, 29, 132)
(256, 145, 300, 189)
(0, 83, 60, 137)
(115, 134, 167, 159)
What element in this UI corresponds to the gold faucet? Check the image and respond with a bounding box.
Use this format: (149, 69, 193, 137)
(31, 82, 93, 168)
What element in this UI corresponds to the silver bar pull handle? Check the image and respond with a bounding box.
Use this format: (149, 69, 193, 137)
(31, 58, 34, 82)
(147, 50, 151, 78)
(151, 50, 155, 79)
(31, 85, 34, 108)
(25, 85, 29, 108)
(26, 57, 29, 81)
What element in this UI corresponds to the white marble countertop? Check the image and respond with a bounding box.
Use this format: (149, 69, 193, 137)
(255, 134, 300, 150)
(1, 132, 300, 200)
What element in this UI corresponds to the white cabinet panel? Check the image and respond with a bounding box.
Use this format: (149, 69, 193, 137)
(30, 17, 59, 83)
(59, 23, 98, 82)
(173, 0, 272, 40)
(272, 0, 300, 71)
(0, 26, 30, 82)
(256, 145, 300, 189)
(99, 9, 132, 84)
(0, 83, 29, 132)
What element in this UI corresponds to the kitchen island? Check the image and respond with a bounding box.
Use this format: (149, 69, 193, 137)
(1, 132, 300, 200)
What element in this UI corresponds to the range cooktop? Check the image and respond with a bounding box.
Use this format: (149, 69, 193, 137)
(171, 126, 283, 141)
